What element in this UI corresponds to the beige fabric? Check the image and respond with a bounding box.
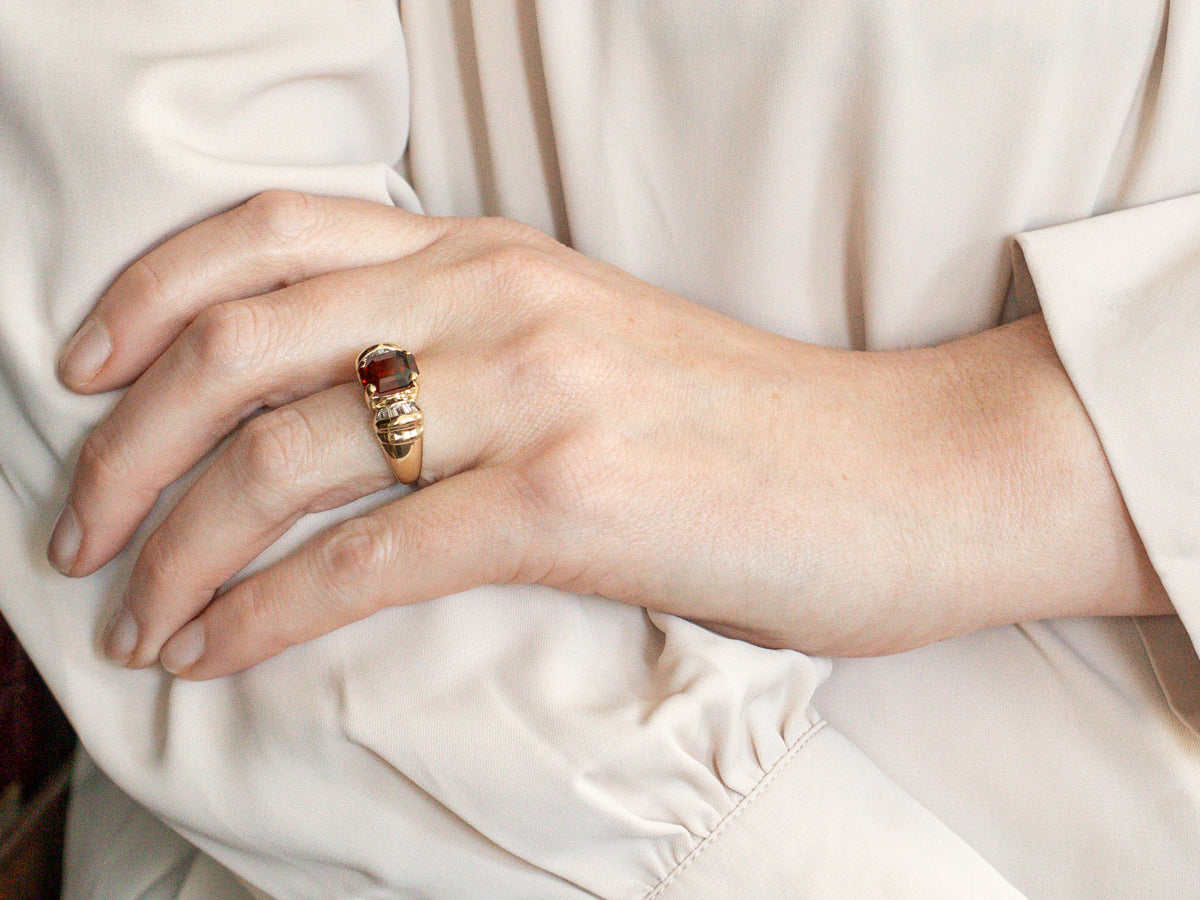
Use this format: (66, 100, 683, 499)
(1, 1, 1197, 897)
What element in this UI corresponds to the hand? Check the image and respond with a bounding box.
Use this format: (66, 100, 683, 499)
(50, 192, 1169, 678)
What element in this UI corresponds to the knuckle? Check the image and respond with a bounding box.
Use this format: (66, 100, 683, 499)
(495, 326, 600, 416)
(233, 405, 314, 486)
(452, 221, 561, 297)
(449, 214, 528, 245)
(132, 529, 181, 602)
(241, 190, 324, 247)
(229, 583, 291, 654)
(187, 300, 272, 376)
(123, 256, 173, 313)
(315, 519, 392, 595)
(76, 426, 130, 492)
(477, 239, 558, 292)
(481, 216, 551, 247)
(516, 426, 615, 525)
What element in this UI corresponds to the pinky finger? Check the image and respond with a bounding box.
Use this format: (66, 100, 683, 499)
(158, 466, 537, 680)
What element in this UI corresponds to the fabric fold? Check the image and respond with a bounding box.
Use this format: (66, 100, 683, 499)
(1015, 192, 1200, 730)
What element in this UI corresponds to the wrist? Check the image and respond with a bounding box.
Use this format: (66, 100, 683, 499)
(915, 314, 1171, 627)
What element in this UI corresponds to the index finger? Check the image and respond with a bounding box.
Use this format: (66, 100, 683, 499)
(57, 191, 445, 393)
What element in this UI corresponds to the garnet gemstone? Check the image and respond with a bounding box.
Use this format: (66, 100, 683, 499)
(359, 347, 417, 395)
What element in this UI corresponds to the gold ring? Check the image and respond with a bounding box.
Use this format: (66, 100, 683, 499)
(356, 343, 423, 484)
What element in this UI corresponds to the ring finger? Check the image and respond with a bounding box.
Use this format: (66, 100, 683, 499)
(107, 352, 496, 668)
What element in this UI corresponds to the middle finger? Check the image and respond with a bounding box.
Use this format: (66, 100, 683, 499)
(59, 252, 458, 577)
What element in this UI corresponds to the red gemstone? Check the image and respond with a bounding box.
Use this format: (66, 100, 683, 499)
(358, 347, 417, 395)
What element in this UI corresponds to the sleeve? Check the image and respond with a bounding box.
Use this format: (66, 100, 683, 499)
(1013, 192, 1200, 730)
(1, 4, 1023, 898)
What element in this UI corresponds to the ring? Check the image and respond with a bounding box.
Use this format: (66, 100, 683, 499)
(356, 343, 423, 484)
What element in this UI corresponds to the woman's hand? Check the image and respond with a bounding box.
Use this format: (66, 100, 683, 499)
(49, 192, 1169, 679)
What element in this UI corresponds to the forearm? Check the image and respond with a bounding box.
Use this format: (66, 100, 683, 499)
(701, 312, 1171, 657)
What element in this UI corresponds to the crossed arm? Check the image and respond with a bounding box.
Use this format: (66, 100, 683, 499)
(47, 191, 1170, 679)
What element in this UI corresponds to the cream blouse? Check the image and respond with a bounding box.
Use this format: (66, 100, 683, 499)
(2, 2, 1198, 897)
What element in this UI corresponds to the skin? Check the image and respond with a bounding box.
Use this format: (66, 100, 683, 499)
(47, 191, 1172, 679)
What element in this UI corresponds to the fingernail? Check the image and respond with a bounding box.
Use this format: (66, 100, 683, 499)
(161, 621, 205, 675)
(103, 609, 139, 665)
(58, 317, 112, 388)
(48, 503, 81, 574)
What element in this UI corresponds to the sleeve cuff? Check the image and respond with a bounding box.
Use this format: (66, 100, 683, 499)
(1013, 193, 1200, 722)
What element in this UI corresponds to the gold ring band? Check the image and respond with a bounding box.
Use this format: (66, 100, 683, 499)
(357, 344, 423, 485)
